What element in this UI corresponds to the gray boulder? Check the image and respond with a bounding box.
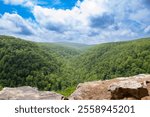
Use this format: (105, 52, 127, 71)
(0, 86, 65, 100)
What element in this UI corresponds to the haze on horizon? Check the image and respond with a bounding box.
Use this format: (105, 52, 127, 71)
(0, 0, 150, 44)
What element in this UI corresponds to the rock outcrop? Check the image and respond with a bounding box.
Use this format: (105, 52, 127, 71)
(108, 81, 149, 99)
(69, 74, 150, 100)
(0, 86, 65, 100)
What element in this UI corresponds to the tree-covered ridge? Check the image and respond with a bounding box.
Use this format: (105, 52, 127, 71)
(72, 38, 150, 82)
(51, 42, 92, 50)
(0, 35, 150, 96)
(0, 36, 63, 90)
(37, 43, 81, 59)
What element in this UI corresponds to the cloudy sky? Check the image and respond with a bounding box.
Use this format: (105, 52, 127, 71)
(0, 0, 150, 44)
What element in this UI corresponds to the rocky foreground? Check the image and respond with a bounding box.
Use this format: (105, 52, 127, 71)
(69, 74, 150, 100)
(0, 74, 150, 100)
(0, 86, 65, 100)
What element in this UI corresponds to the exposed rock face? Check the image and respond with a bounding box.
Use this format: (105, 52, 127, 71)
(0, 86, 65, 100)
(108, 81, 149, 99)
(69, 74, 150, 100)
(141, 96, 150, 100)
(69, 81, 112, 100)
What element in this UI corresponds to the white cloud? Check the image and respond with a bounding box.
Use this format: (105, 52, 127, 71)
(0, 15, 21, 33)
(1, 0, 150, 44)
(31, 0, 110, 43)
(77, 0, 108, 17)
(144, 25, 150, 33)
(24, 1, 34, 7)
(0, 13, 35, 36)
(32, 0, 143, 44)
(33, 0, 108, 28)
(3, 0, 34, 7)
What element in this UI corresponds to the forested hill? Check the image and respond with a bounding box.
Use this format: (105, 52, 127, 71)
(72, 38, 150, 82)
(0, 35, 80, 92)
(0, 35, 150, 96)
(37, 43, 82, 59)
(50, 42, 91, 50)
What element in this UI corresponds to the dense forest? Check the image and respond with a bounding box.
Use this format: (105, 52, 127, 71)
(0, 35, 86, 95)
(0, 35, 150, 96)
(72, 39, 150, 82)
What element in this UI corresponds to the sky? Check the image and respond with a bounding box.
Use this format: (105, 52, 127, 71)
(0, 0, 150, 44)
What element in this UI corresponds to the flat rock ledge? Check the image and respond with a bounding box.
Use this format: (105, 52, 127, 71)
(0, 86, 65, 100)
(69, 74, 150, 100)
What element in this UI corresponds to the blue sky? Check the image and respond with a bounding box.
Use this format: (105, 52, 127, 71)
(0, 0, 150, 44)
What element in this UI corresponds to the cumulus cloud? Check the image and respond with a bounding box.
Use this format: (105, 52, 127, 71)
(31, 0, 110, 43)
(31, 0, 150, 43)
(0, 0, 150, 44)
(90, 13, 115, 29)
(0, 13, 34, 36)
(33, 0, 108, 28)
(3, 0, 34, 7)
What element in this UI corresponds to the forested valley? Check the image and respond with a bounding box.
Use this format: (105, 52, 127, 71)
(0, 35, 150, 96)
